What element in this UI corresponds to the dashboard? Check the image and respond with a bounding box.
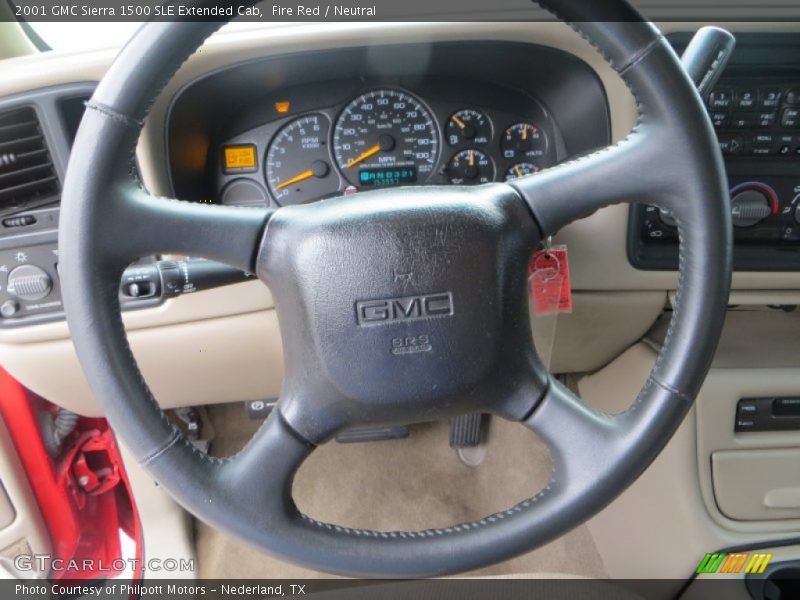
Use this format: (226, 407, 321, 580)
(215, 79, 562, 207)
(166, 42, 610, 210)
(4, 32, 800, 333)
(0, 20, 798, 420)
(0, 40, 610, 329)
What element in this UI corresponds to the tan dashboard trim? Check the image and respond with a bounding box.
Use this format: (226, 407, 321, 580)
(581, 342, 800, 581)
(0, 307, 284, 417)
(1, 280, 273, 345)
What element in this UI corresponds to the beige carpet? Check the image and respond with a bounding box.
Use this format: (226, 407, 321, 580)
(195, 403, 608, 579)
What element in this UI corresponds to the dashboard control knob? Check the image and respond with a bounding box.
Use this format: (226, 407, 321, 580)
(794, 196, 800, 225)
(0, 300, 19, 318)
(658, 208, 677, 227)
(6, 264, 52, 301)
(730, 184, 776, 228)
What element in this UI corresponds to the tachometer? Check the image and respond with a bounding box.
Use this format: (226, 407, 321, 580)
(333, 89, 439, 188)
(266, 114, 337, 206)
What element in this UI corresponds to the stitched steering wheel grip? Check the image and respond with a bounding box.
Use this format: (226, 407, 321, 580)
(58, 0, 731, 578)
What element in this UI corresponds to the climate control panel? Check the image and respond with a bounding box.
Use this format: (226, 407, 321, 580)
(638, 35, 800, 272)
(629, 176, 800, 271)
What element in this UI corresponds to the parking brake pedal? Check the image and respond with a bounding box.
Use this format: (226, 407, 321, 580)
(245, 399, 277, 420)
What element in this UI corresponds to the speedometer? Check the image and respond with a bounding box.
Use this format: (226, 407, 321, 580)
(333, 89, 439, 188)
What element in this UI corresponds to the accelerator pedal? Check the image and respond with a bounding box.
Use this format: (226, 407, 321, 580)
(450, 413, 488, 467)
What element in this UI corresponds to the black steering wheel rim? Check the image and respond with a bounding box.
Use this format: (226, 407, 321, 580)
(59, 0, 732, 578)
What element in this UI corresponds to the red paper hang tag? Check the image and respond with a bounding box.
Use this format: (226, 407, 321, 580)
(529, 246, 573, 315)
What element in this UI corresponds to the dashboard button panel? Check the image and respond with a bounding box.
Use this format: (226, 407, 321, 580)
(710, 81, 800, 156)
(633, 34, 800, 271)
(0, 242, 63, 322)
(736, 397, 800, 432)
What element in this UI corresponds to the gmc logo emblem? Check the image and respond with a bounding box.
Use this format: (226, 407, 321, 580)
(356, 292, 453, 326)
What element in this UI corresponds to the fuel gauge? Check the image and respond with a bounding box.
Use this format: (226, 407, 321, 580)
(446, 109, 492, 147)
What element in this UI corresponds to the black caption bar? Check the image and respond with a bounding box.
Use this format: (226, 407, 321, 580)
(4, 578, 759, 599)
(5, 0, 800, 22)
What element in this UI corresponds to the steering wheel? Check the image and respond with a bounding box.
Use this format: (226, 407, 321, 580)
(59, 0, 731, 578)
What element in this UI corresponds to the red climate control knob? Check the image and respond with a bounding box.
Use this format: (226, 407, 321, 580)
(729, 182, 778, 228)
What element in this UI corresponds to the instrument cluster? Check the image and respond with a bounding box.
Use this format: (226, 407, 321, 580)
(215, 79, 563, 207)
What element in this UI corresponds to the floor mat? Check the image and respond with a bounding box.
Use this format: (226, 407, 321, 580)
(195, 404, 608, 578)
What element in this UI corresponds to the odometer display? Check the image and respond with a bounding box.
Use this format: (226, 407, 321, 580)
(333, 89, 439, 187)
(359, 166, 417, 187)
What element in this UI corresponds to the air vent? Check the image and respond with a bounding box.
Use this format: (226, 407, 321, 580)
(0, 106, 59, 218)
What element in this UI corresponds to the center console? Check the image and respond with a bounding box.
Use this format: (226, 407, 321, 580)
(629, 33, 800, 271)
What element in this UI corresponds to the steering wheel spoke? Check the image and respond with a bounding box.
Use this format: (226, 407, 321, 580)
(220, 410, 313, 512)
(509, 125, 668, 238)
(100, 184, 272, 272)
(519, 374, 694, 532)
(524, 376, 617, 456)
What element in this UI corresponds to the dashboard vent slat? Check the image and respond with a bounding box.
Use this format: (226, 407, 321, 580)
(0, 163, 54, 187)
(0, 121, 39, 138)
(0, 106, 59, 215)
(0, 176, 59, 204)
(0, 134, 45, 155)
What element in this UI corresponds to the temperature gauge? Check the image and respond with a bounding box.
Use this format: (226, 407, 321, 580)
(505, 162, 541, 181)
(447, 149, 495, 185)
